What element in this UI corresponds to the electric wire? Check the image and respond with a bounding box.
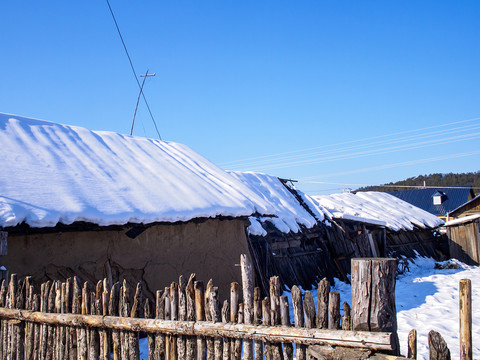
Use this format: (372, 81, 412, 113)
(236, 132, 480, 172)
(228, 123, 480, 170)
(298, 150, 480, 180)
(105, 0, 162, 140)
(220, 117, 480, 168)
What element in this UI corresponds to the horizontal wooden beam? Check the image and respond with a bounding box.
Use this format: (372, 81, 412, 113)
(0, 307, 393, 351)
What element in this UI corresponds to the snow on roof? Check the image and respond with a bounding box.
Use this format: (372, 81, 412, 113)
(228, 171, 323, 236)
(444, 214, 480, 227)
(0, 113, 275, 228)
(312, 191, 444, 231)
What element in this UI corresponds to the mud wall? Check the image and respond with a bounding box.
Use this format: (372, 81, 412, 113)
(3, 218, 250, 301)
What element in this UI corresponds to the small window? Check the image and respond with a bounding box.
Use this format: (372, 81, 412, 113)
(433, 191, 445, 205)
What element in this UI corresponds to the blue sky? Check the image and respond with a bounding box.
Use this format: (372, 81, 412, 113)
(1, 1, 479, 194)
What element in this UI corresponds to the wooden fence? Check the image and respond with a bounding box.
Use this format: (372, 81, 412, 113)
(0, 255, 398, 360)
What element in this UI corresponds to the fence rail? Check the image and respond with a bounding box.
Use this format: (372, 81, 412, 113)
(0, 255, 396, 360)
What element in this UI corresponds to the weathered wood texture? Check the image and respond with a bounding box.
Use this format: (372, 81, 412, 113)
(407, 329, 416, 359)
(459, 279, 472, 360)
(428, 330, 451, 360)
(0, 255, 399, 360)
(447, 220, 480, 265)
(351, 258, 400, 356)
(0, 231, 7, 256)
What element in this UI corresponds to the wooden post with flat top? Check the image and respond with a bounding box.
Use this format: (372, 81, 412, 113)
(351, 258, 400, 356)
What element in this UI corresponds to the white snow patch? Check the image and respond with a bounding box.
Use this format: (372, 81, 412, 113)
(229, 171, 318, 235)
(312, 191, 444, 231)
(444, 214, 480, 227)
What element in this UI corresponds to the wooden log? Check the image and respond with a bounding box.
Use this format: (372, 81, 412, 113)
(316, 278, 329, 329)
(341, 302, 352, 331)
(7, 274, 17, 360)
(262, 297, 272, 360)
(89, 292, 100, 360)
(428, 330, 451, 360)
(120, 280, 130, 360)
(170, 282, 178, 360)
(280, 296, 293, 360)
(230, 282, 241, 360)
(101, 282, 110, 360)
(32, 294, 40, 360)
(0, 307, 395, 351)
(459, 279, 472, 360)
(128, 282, 141, 360)
(253, 287, 262, 326)
(204, 279, 214, 360)
(328, 292, 340, 330)
(66, 277, 75, 360)
(25, 284, 35, 360)
(304, 291, 315, 329)
(145, 299, 155, 360)
(407, 329, 416, 359)
(209, 287, 222, 360)
(109, 282, 120, 360)
(58, 282, 66, 360)
(221, 300, 230, 360)
(164, 286, 171, 360)
(291, 285, 306, 360)
(40, 280, 51, 360)
(194, 281, 206, 360)
(235, 304, 244, 358)
(155, 289, 167, 360)
(15, 277, 26, 360)
(269, 277, 283, 360)
(0, 280, 6, 360)
(185, 274, 196, 360)
(230, 282, 239, 323)
(253, 289, 263, 360)
(351, 258, 399, 355)
(178, 276, 187, 360)
(77, 282, 88, 360)
(240, 254, 254, 360)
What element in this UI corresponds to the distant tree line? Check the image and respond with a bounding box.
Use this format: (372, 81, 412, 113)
(356, 171, 480, 196)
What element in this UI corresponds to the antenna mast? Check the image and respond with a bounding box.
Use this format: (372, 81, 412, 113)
(130, 70, 156, 136)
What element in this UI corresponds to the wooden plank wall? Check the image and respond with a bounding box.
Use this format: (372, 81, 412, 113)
(447, 221, 480, 265)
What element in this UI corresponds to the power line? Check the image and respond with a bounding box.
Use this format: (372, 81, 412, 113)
(234, 132, 480, 172)
(301, 181, 480, 190)
(299, 150, 480, 181)
(219, 117, 480, 168)
(226, 123, 480, 169)
(105, 0, 162, 140)
(230, 127, 480, 171)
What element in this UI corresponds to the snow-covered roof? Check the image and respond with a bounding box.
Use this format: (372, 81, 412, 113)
(228, 171, 324, 236)
(444, 214, 480, 227)
(312, 191, 444, 231)
(0, 113, 275, 228)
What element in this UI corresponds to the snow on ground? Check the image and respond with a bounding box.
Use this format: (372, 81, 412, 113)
(312, 191, 444, 231)
(0, 113, 276, 228)
(138, 257, 479, 360)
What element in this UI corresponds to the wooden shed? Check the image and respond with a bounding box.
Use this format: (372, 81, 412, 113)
(312, 191, 447, 274)
(445, 214, 480, 265)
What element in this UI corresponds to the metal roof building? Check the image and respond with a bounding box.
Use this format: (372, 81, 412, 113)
(388, 187, 475, 218)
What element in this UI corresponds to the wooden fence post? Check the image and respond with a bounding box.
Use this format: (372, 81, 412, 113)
(459, 279, 472, 360)
(407, 329, 417, 359)
(240, 254, 254, 360)
(351, 258, 399, 355)
(428, 330, 451, 360)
